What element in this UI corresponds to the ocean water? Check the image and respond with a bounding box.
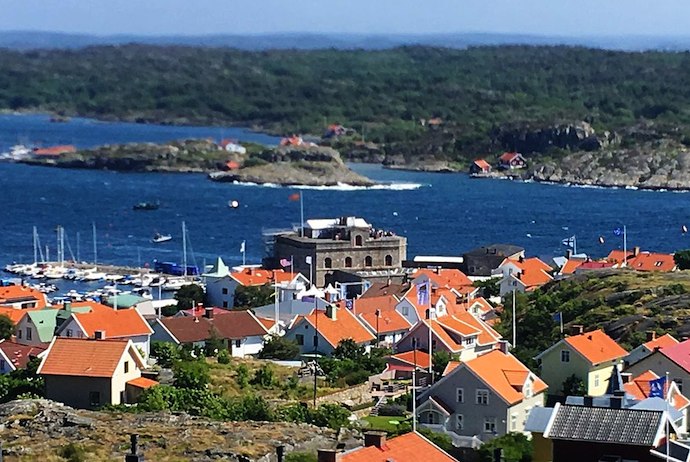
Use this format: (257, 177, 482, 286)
(1, 114, 690, 271)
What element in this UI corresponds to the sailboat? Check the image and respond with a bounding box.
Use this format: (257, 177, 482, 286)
(151, 233, 172, 244)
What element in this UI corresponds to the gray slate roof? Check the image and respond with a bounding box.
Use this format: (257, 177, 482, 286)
(525, 407, 553, 433)
(546, 404, 663, 446)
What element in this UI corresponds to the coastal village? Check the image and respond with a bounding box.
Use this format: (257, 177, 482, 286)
(1, 214, 688, 462)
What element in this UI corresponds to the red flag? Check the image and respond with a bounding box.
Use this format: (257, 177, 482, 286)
(288, 192, 300, 201)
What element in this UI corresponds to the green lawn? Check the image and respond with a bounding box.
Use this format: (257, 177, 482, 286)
(362, 415, 410, 433)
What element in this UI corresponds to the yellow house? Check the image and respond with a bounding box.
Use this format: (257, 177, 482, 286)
(536, 329, 627, 397)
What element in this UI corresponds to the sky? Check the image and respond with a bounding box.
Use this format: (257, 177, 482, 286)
(1, 0, 690, 37)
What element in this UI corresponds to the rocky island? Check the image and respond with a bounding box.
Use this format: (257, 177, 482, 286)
(22, 140, 375, 187)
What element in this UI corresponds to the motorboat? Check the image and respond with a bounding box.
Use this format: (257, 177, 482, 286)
(162, 277, 187, 291)
(151, 233, 172, 244)
(133, 201, 160, 211)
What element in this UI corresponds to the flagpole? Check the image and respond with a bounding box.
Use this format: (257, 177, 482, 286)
(428, 281, 433, 375)
(666, 371, 670, 462)
(512, 288, 517, 348)
(573, 235, 577, 255)
(560, 312, 564, 335)
(623, 225, 627, 267)
(299, 192, 304, 238)
(412, 338, 417, 432)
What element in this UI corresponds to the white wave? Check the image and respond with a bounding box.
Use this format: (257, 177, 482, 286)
(230, 181, 425, 191)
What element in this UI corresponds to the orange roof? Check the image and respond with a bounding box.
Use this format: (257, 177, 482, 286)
(359, 282, 408, 299)
(564, 329, 628, 365)
(499, 152, 520, 162)
(607, 250, 633, 264)
(627, 252, 676, 272)
(0, 285, 47, 309)
(359, 310, 411, 334)
(473, 159, 491, 169)
(643, 333, 679, 351)
(0, 306, 41, 324)
(298, 307, 375, 348)
(38, 338, 141, 378)
(70, 307, 153, 339)
(257, 317, 276, 331)
(387, 350, 431, 369)
(339, 431, 456, 462)
(127, 377, 159, 389)
(507, 257, 553, 288)
(624, 370, 690, 411)
(0, 339, 46, 369)
(414, 268, 473, 290)
(561, 258, 585, 275)
(351, 294, 400, 315)
(427, 321, 463, 352)
(230, 268, 296, 286)
(442, 360, 461, 376)
(438, 310, 502, 347)
(464, 350, 548, 405)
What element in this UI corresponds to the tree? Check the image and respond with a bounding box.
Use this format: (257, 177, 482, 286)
(234, 284, 274, 308)
(473, 278, 500, 298)
(174, 284, 205, 311)
(432, 350, 451, 377)
(675, 249, 690, 270)
(151, 341, 180, 368)
(258, 336, 299, 360)
(478, 433, 533, 462)
(332, 339, 365, 362)
(0, 315, 14, 340)
(251, 364, 275, 388)
(217, 349, 230, 364)
(173, 360, 209, 389)
(562, 374, 586, 397)
(235, 364, 249, 388)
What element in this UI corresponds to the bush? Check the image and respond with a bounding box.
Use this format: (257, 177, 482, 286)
(173, 360, 210, 389)
(377, 404, 406, 417)
(235, 364, 249, 388)
(151, 341, 180, 368)
(174, 284, 205, 311)
(251, 364, 276, 388)
(58, 443, 87, 462)
(478, 433, 533, 462)
(259, 336, 299, 360)
(234, 285, 273, 308)
(217, 349, 231, 364)
(286, 452, 317, 462)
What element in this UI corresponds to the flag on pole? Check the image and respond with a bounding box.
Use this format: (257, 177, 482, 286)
(288, 192, 301, 201)
(552, 312, 562, 323)
(345, 299, 354, 310)
(240, 241, 245, 253)
(416, 281, 429, 306)
(649, 376, 666, 398)
(279, 258, 291, 267)
(561, 236, 576, 248)
(305, 255, 312, 265)
(613, 227, 623, 237)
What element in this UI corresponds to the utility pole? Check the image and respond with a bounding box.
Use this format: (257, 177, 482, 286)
(512, 289, 517, 348)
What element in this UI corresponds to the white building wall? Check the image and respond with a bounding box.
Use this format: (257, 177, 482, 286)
(205, 277, 239, 308)
(230, 335, 265, 358)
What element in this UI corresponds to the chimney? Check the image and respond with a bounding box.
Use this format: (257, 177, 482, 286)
(633, 246, 640, 257)
(94, 330, 106, 340)
(621, 372, 632, 384)
(646, 331, 657, 342)
(317, 449, 340, 462)
(583, 396, 594, 407)
(326, 305, 337, 320)
(63, 300, 72, 311)
(611, 390, 625, 409)
(518, 256, 524, 263)
(276, 446, 285, 462)
(364, 431, 387, 449)
(204, 307, 214, 319)
(566, 249, 572, 259)
(570, 325, 584, 336)
(498, 340, 509, 354)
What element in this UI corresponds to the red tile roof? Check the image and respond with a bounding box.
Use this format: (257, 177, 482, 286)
(464, 349, 548, 405)
(230, 268, 296, 286)
(643, 333, 678, 351)
(0, 307, 41, 324)
(339, 431, 456, 462)
(359, 282, 408, 299)
(296, 307, 374, 348)
(627, 252, 676, 272)
(350, 295, 400, 315)
(660, 338, 690, 373)
(71, 307, 153, 339)
(387, 350, 431, 370)
(37, 338, 141, 378)
(359, 310, 411, 334)
(180, 306, 231, 318)
(0, 285, 47, 309)
(624, 370, 690, 411)
(210, 311, 270, 338)
(0, 339, 45, 369)
(473, 159, 491, 170)
(127, 377, 159, 389)
(560, 258, 585, 275)
(500, 152, 520, 162)
(507, 257, 553, 289)
(564, 329, 628, 365)
(414, 268, 473, 290)
(607, 250, 634, 264)
(442, 360, 461, 376)
(578, 261, 616, 270)
(160, 310, 269, 343)
(159, 317, 214, 343)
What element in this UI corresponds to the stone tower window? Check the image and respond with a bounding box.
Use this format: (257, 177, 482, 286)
(385, 255, 393, 266)
(345, 256, 353, 268)
(365, 256, 373, 267)
(324, 257, 332, 269)
(355, 235, 363, 246)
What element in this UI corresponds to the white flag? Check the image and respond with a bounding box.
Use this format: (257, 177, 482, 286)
(305, 255, 312, 264)
(240, 241, 245, 253)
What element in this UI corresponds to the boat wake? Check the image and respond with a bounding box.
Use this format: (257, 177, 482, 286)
(231, 181, 425, 191)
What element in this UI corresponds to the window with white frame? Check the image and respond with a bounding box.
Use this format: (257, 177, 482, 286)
(484, 418, 497, 433)
(401, 306, 409, 316)
(476, 389, 489, 405)
(456, 388, 464, 403)
(456, 414, 464, 430)
(464, 336, 476, 346)
(524, 379, 532, 398)
(594, 374, 600, 387)
(511, 413, 517, 431)
(560, 350, 570, 362)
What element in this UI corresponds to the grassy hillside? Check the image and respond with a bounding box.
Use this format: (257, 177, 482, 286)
(3, 45, 690, 161)
(496, 269, 690, 369)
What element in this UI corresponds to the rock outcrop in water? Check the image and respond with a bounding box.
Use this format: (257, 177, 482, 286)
(493, 121, 620, 153)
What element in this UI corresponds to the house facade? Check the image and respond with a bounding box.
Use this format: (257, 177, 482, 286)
(626, 338, 690, 400)
(38, 337, 149, 409)
(417, 348, 547, 445)
(498, 152, 527, 169)
(536, 329, 627, 397)
(625, 332, 679, 366)
(469, 159, 492, 175)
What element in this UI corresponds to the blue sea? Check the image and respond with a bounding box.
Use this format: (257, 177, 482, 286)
(1, 114, 690, 272)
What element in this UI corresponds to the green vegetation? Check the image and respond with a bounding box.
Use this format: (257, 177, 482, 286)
(0, 357, 45, 402)
(173, 283, 205, 311)
(58, 443, 88, 462)
(362, 415, 410, 434)
(233, 284, 274, 308)
(258, 336, 300, 360)
(675, 249, 690, 270)
(0, 315, 14, 340)
(320, 340, 389, 387)
(5, 45, 690, 163)
(477, 433, 533, 462)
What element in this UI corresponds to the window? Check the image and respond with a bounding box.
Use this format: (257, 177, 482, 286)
(89, 391, 101, 407)
(594, 374, 600, 388)
(235, 339, 241, 348)
(456, 388, 464, 403)
(401, 306, 409, 316)
(345, 257, 352, 268)
(385, 255, 393, 266)
(511, 414, 517, 431)
(355, 235, 363, 246)
(66, 329, 73, 338)
(222, 288, 228, 294)
(476, 389, 489, 405)
(17, 330, 21, 339)
(26, 328, 32, 341)
(0, 360, 6, 372)
(456, 414, 464, 430)
(364, 256, 373, 267)
(524, 380, 533, 398)
(674, 378, 683, 393)
(124, 361, 129, 374)
(222, 301, 228, 308)
(296, 334, 304, 346)
(464, 336, 475, 346)
(484, 418, 497, 433)
(324, 257, 332, 269)
(313, 335, 318, 347)
(560, 350, 570, 362)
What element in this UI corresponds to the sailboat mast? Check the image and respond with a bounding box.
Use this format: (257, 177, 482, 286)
(33, 226, 38, 265)
(60, 226, 65, 266)
(92, 222, 97, 265)
(182, 221, 187, 277)
(76, 232, 80, 262)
